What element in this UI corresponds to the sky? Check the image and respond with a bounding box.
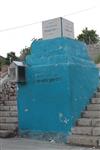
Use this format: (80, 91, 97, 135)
(0, 0, 100, 57)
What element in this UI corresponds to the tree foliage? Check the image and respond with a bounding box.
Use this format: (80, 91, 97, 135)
(19, 38, 42, 61)
(77, 27, 99, 45)
(20, 47, 31, 61)
(0, 52, 18, 70)
(6, 52, 18, 65)
(0, 57, 6, 71)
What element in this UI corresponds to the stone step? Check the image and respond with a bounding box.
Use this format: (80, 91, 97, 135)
(92, 119, 100, 127)
(0, 106, 10, 111)
(72, 127, 92, 135)
(72, 126, 100, 136)
(78, 118, 100, 127)
(77, 118, 92, 126)
(92, 98, 100, 104)
(97, 87, 100, 92)
(8, 96, 16, 101)
(67, 135, 100, 147)
(93, 127, 100, 136)
(0, 106, 17, 111)
(87, 104, 100, 111)
(2, 101, 17, 106)
(0, 130, 13, 138)
(0, 111, 18, 117)
(82, 111, 100, 118)
(1, 96, 16, 101)
(67, 88, 100, 147)
(0, 123, 17, 130)
(0, 117, 18, 123)
(95, 92, 100, 98)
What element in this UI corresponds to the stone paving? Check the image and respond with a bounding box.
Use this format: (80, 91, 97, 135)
(0, 138, 99, 150)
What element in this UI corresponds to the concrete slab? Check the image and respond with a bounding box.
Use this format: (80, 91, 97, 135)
(0, 138, 99, 150)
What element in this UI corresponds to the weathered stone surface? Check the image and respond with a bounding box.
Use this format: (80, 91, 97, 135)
(0, 111, 18, 117)
(92, 127, 100, 136)
(0, 106, 10, 111)
(9, 106, 17, 111)
(67, 88, 100, 147)
(87, 104, 100, 111)
(92, 98, 100, 104)
(72, 127, 92, 135)
(4, 101, 17, 106)
(0, 130, 14, 138)
(0, 81, 18, 138)
(92, 119, 100, 127)
(77, 118, 92, 126)
(95, 92, 100, 98)
(0, 117, 18, 123)
(67, 135, 99, 147)
(82, 111, 100, 118)
(0, 123, 17, 130)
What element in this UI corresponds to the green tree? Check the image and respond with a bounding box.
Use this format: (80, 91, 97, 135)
(6, 52, 18, 65)
(19, 39, 42, 61)
(0, 56, 6, 71)
(77, 27, 99, 44)
(20, 47, 31, 61)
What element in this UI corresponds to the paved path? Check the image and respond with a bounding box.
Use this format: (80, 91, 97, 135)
(0, 138, 99, 150)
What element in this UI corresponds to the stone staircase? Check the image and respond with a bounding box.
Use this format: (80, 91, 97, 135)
(0, 81, 18, 138)
(67, 89, 100, 147)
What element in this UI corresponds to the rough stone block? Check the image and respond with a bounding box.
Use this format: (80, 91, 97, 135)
(77, 118, 92, 126)
(92, 119, 100, 127)
(0, 123, 17, 130)
(0, 111, 18, 117)
(0, 130, 13, 138)
(92, 98, 100, 104)
(9, 106, 17, 111)
(4, 101, 17, 106)
(93, 127, 100, 136)
(83, 111, 100, 118)
(87, 104, 100, 111)
(67, 135, 99, 147)
(72, 127, 92, 135)
(0, 117, 18, 123)
(95, 92, 100, 98)
(0, 106, 10, 111)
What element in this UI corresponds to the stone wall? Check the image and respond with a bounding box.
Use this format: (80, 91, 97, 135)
(0, 81, 16, 101)
(0, 81, 18, 137)
(88, 43, 100, 61)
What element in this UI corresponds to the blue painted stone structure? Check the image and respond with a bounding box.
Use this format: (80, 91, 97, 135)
(17, 37, 98, 140)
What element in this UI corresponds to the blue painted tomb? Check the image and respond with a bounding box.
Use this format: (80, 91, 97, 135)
(17, 37, 99, 140)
